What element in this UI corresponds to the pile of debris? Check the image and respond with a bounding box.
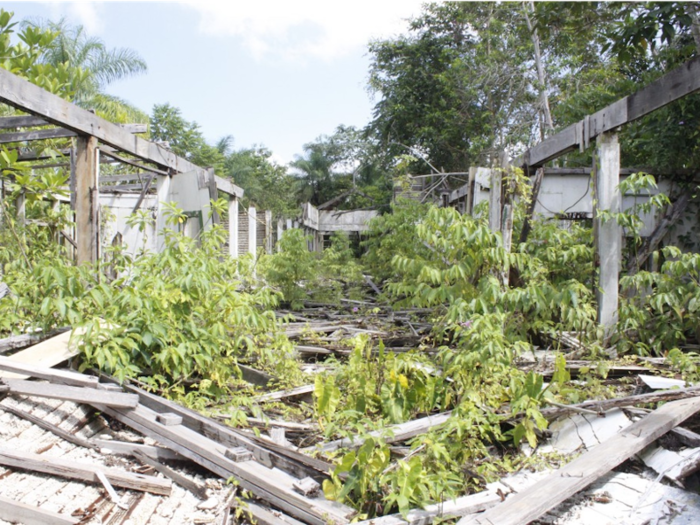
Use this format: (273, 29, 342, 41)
(1, 320, 700, 525)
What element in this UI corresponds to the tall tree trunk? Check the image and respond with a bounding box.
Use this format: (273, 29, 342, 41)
(686, 3, 700, 54)
(523, 1, 554, 139)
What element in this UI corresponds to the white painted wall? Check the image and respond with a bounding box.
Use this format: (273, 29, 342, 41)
(99, 193, 159, 257)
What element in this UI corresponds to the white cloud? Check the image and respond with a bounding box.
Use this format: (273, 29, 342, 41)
(48, 0, 104, 35)
(178, 1, 425, 62)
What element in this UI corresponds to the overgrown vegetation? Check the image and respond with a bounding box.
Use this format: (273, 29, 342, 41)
(3, 2, 700, 521)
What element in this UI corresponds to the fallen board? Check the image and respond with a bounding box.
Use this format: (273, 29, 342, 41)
(0, 446, 172, 495)
(0, 494, 78, 525)
(93, 401, 354, 525)
(4, 379, 138, 408)
(0, 329, 82, 379)
(458, 395, 700, 525)
(0, 355, 98, 387)
(306, 411, 452, 454)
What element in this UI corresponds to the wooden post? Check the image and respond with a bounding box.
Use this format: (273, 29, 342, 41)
(488, 168, 502, 232)
(228, 197, 238, 258)
(593, 132, 621, 333)
(248, 206, 257, 257)
(74, 136, 99, 264)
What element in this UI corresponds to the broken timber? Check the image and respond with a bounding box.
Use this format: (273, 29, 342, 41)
(458, 395, 700, 525)
(0, 494, 79, 525)
(306, 411, 452, 454)
(3, 378, 138, 408)
(0, 446, 172, 495)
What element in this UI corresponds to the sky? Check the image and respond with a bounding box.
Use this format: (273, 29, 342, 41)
(4, 1, 426, 165)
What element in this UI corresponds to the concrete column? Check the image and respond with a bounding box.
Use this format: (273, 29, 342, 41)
(488, 168, 502, 232)
(277, 219, 284, 250)
(593, 132, 621, 333)
(248, 206, 257, 257)
(228, 197, 238, 258)
(75, 136, 99, 264)
(265, 210, 272, 254)
(155, 174, 171, 252)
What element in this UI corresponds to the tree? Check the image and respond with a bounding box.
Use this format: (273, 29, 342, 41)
(225, 146, 297, 216)
(23, 17, 148, 123)
(367, 3, 539, 172)
(149, 103, 227, 171)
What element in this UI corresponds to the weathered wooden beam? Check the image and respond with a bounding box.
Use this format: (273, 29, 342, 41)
(0, 127, 76, 144)
(74, 135, 99, 264)
(0, 115, 51, 129)
(537, 385, 700, 421)
(458, 395, 700, 525)
(93, 439, 186, 461)
(519, 55, 700, 168)
(132, 449, 208, 499)
(102, 376, 335, 480)
(255, 385, 314, 403)
(93, 402, 353, 525)
(4, 379, 138, 407)
(0, 355, 98, 387)
(355, 487, 503, 525)
(99, 145, 171, 176)
(0, 446, 172, 495)
(0, 494, 78, 525)
(0, 66, 199, 173)
(305, 412, 452, 454)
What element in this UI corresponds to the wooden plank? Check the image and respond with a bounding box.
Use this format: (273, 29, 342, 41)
(307, 412, 452, 454)
(92, 439, 186, 461)
(0, 329, 82, 378)
(0, 115, 51, 128)
(96, 376, 338, 492)
(75, 135, 99, 264)
(0, 446, 172, 495)
(0, 494, 78, 525)
(537, 385, 700, 420)
(100, 173, 154, 183)
(255, 384, 315, 403)
(103, 377, 334, 480)
(99, 146, 171, 176)
(459, 396, 700, 525)
(4, 379, 138, 408)
(0, 355, 98, 387)
(132, 449, 208, 499)
(242, 500, 307, 525)
(93, 402, 352, 525)
(0, 127, 76, 144)
(355, 488, 503, 525)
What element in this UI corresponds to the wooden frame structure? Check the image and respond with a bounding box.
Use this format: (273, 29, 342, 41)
(0, 66, 243, 263)
(447, 55, 700, 330)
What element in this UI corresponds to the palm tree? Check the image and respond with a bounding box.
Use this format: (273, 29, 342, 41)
(24, 17, 148, 123)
